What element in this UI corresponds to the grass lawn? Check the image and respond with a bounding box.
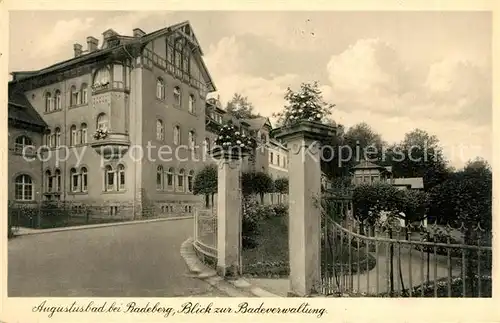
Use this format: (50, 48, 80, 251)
(242, 216, 376, 277)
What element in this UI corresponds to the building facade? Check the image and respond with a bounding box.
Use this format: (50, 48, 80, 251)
(8, 21, 289, 217)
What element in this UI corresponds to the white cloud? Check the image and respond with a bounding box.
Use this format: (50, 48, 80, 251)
(31, 17, 95, 58)
(205, 36, 299, 117)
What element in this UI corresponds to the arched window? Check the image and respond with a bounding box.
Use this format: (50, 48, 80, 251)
(156, 78, 165, 100)
(80, 123, 88, 144)
(45, 170, 52, 193)
(55, 169, 61, 192)
(187, 170, 194, 193)
(188, 130, 195, 149)
(15, 174, 33, 201)
(167, 167, 174, 188)
(188, 94, 195, 114)
(54, 90, 61, 110)
(70, 125, 77, 146)
(156, 165, 163, 190)
(54, 127, 61, 147)
(80, 167, 88, 192)
(173, 125, 180, 145)
(177, 169, 185, 191)
(70, 86, 79, 106)
(45, 130, 52, 147)
(81, 83, 88, 104)
(156, 119, 164, 141)
(70, 167, 79, 192)
(45, 92, 52, 112)
(117, 164, 125, 190)
(14, 135, 33, 153)
(104, 165, 114, 191)
(173, 86, 181, 107)
(96, 113, 109, 130)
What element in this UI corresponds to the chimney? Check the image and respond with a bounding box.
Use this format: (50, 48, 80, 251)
(133, 28, 146, 38)
(86, 36, 99, 52)
(73, 43, 83, 57)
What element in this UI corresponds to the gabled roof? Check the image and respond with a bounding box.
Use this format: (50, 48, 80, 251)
(393, 178, 424, 189)
(242, 116, 272, 131)
(9, 20, 216, 92)
(8, 85, 47, 130)
(352, 160, 385, 170)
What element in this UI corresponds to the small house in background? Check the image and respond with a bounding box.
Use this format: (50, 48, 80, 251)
(351, 160, 393, 185)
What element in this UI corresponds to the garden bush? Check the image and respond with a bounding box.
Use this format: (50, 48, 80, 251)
(242, 200, 276, 249)
(272, 204, 288, 217)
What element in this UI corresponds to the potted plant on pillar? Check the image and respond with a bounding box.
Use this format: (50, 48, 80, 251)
(211, 121, 256, 160)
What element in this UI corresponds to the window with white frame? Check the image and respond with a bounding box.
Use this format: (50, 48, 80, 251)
(188, 94, 195, 114)
(156, 119, 164, 141)
(96, 113, 109, 130)
(14, 135, 34, 154)
(188, 130, 195, 149)
(104, 165, 114, 191)
(70, 86, 80, 106)
(81, 84, 88, 104)
(167, 167, 174, 188)
(177, 169, 185, 191)
(71, 168, 79, 192)
(45, 92, 53, 112)
(173, 125, 180, 145)
(81, 123, 88, 144)
(54, 127, 61, 147)
(117, 164, 125, 190)
(187, 170, 194, 193)
(81, 167, 88, 192)
(54, 90, 62, 110)
(14, 174, 34, 201)
(45, 131, 52, 147)
(156, 165, 164, 190)
(173, 86, 181, 107)
(156, 78, 165, 100)
(70, 125, 77, 146)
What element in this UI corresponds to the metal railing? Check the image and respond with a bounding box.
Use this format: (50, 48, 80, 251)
(319, 197, 492, 297)
(193, 208, 218, 258)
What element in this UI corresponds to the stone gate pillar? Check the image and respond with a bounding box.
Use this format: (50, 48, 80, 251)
(273, 121, 336, 296)
(213, 150, 244, 277)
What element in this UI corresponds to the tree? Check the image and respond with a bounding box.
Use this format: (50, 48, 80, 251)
(241, 171, 274, 203)
(389, 129, 450, 191)
(225, 93, 260, 119)
(273, 81, 335, 127)
(193, 164, 218, 208)
(273, 177, 289, 203)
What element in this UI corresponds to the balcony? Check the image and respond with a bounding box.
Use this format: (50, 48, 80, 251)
(90, 132, 130, 159)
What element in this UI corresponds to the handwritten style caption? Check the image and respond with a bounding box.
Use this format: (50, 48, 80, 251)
(32, 300, 326, 319)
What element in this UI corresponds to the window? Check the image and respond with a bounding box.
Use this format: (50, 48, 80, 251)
(15, 174, 33, 201)
(178, 169, 185, 191)
(188, 94, 195, 114)
(167, 167, 174, 187)
(70, 125, 77, 146)
(270, 152, 274, 164)
(104, 165, 114, 191)
(81, 167, 88, 192)
(54, 90, 61, 110)
(45, 170, 52, 193)
(156, 78, 165, 100)
(45, 92, 52, 112)
(277, 155, 280, 167)
(55, 169, 61, 192)
(70, 86, 79, 106)
(81, 84, 88, 104)
(54, 127, 61, 147)
(81, 123, 88, 144)
(156, 165, 164, 190)
(71, 168, 79, 192)
(118, 164, 125, 190)
(173, 86, 181, 107)
(14, 135, 33, 153)
(93, 67, 110, 87)
(156, 119, 164, 141)
(188, 130, 195, 149)
(173, 125, 180, 145)
(45, 131, 52, 147)
(187, 170, 194, 193)
(97, 113, 109, 130)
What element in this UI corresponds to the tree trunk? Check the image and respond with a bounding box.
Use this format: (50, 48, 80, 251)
(205, 195, 209, 209)
(260, 193, 264, 204)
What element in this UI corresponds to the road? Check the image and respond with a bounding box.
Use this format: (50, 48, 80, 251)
(8, 218, 228, 297)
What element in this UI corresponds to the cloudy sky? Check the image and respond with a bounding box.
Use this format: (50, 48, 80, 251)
(9, 11, 491, 168)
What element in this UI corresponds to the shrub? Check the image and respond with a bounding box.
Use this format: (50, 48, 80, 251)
(272, 204, 288, 217)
